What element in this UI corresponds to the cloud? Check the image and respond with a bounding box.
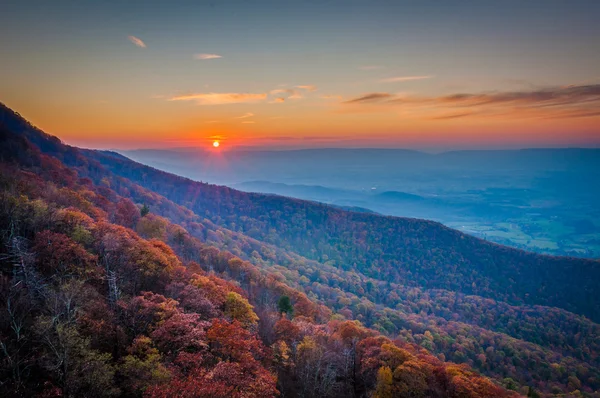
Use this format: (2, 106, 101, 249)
(430, 112, 474, 120)
(169, 92, 267, 105)
(342, 84, 600, 120)
(380, 75, 433, 83)
(194, 53, 222, 60)
(242, 121, 256, 124)
(359, 65, 384, 70)
(235, 112, 254, 119)
(296, 85, 318, 92)
(422, 85, 600, 111)
(168, 85, 319, 107)
(128, 35, 146, 48)
(205, 120, 220, 124)
(270, 88, 303, 99)
(343, 93, 395, 104)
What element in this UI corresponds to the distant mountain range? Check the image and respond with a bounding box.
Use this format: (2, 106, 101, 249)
(122, 146, 600, 258)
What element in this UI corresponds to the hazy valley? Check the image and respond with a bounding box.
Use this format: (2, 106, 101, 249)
(123, 148, 600, 258)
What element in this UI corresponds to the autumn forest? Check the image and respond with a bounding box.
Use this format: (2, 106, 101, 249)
(1, 101, 599, 398)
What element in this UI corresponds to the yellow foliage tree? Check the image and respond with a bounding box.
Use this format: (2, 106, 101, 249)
(373, 366, 393, 398)
(272, 340, 291, 367)
(223, 291, 258, 327)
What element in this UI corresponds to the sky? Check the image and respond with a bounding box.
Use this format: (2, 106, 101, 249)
(1, 0, 599, 150)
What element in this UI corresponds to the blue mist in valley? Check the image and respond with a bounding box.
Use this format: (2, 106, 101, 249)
(122, 147, 600, 258)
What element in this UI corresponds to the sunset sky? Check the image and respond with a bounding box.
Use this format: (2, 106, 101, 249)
(1, 0, 599, 150)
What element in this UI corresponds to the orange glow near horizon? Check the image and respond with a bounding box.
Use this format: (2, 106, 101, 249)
(5, 86, 600, 151)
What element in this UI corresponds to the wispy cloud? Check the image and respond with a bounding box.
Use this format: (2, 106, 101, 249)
(270, 88, 303, 99)
(194, 53, 222, 60)
(128, 35, 146, 48)
(342, 84, 600, 120)
(343, 93, 394, 104)
(205, 120, 220, 124)
(168, 85, 316, 106)
(270, 89, 288, 95)
(430, 112, 474, 120)
(296, 85, 318, 92)
(432, 85, 600, 108)
(235, 112, 254, 119)
(359, 65, 384, 70)
(169, 92, 267, 105)
(379, 75, 433, 83)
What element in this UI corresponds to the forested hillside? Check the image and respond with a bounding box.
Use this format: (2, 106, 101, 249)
(1, 102, 598, 397)
(87, 148, 600, 322)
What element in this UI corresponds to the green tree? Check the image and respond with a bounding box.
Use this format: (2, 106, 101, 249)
(140, 203, 150, 217)
(277, 295, 293, 315)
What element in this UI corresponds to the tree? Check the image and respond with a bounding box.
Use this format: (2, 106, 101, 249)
(223, 292, 258, 328)
(391, 360, 428, 398)
(115, 198, 140, 228)
(271, 340, 291, 368)
(373, 366, 393, 398)
(0, 278, 34, 389)
(164, 282, 218, 320)
(151, 312, 209, 356)
(293, 297, 316, 320)
(119, 292, 179, 337)
(140, 204, 150, 217)
(136, 215, 168, 240)
(274, 317, 300, 344)
(380, 343, 412, 370)
(36, 320, 119, 397)
(33, 230, 100, 281)
(207, 319, 263, 362)
(294, 335, 339, 397)
(277, 295, 293, 316)
(120, 336, 171, 395)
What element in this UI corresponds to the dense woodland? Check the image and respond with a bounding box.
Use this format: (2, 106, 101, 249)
(0, 102, 598, 397)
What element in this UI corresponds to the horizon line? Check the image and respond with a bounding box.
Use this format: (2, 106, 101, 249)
(113, 145, 600, 154)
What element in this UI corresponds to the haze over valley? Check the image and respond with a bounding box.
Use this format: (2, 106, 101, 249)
(123, 147, 600, 257)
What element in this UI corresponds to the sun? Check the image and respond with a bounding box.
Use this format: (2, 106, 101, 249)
(212, 140, 220, 148)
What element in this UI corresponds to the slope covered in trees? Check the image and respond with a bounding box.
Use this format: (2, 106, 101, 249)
(86, 145, 600, 322)
(1, 102, 598, 396)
